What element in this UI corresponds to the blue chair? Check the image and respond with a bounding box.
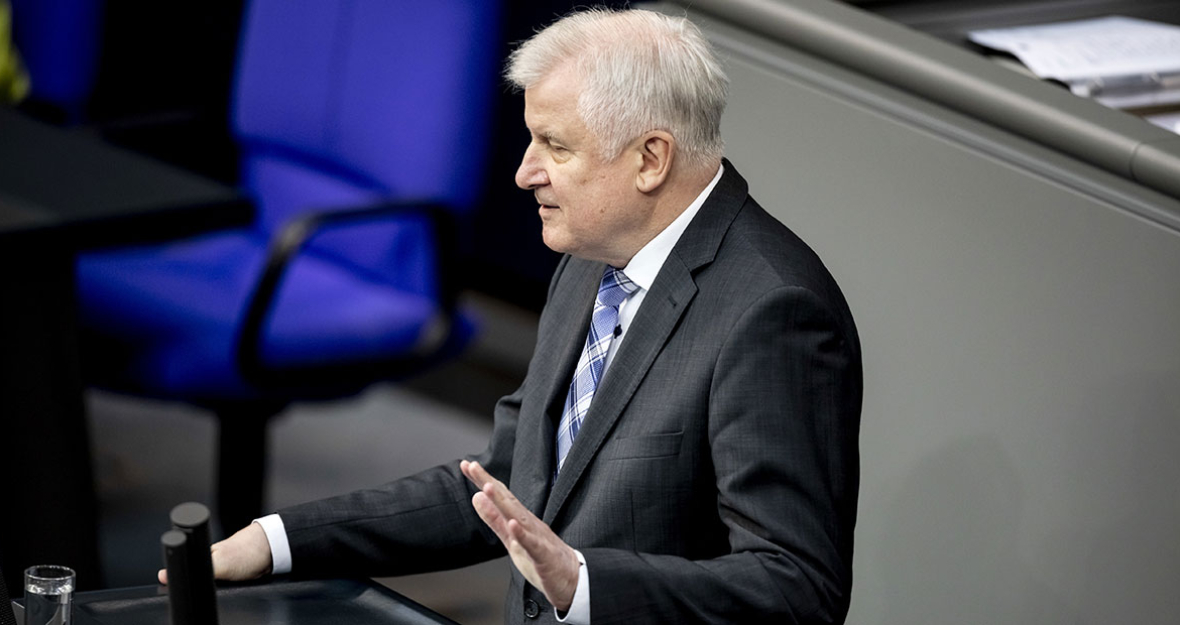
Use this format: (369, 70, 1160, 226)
(9, 0, 103, 123)
(76, 0, 501, 532)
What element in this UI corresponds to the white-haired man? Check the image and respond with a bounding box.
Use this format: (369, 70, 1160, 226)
(167, 8, 862, 624)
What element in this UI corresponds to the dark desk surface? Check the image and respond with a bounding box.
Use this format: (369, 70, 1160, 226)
(14, 579, 460, 625)
(0, 106, 251, 245)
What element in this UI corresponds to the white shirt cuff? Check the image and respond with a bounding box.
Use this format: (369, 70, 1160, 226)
(254, 514, 292, 575)
(555, 549, 590, 624)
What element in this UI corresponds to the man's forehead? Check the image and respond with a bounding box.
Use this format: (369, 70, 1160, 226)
(524, 62, 583, 106)
(523, 77, 578, 127)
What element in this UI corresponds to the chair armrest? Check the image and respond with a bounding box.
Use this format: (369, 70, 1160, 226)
(235, 200, 460, 391)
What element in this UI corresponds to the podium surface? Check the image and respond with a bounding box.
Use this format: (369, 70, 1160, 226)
(15, 579, 460, 625)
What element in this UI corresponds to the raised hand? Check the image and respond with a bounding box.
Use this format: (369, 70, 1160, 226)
(460, 460, 581, 611)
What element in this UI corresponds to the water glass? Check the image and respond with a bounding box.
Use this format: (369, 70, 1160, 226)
(22, 566, 73, 625)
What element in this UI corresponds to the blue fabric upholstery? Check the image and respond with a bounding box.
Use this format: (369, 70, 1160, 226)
(77, 230, 438, 400)
(10, 0, 103, 121)
(76, 0, 499, 403)
(233, 0, 492, 224)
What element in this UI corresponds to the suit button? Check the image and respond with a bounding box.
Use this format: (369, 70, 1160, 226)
(524, 599, 540, 619)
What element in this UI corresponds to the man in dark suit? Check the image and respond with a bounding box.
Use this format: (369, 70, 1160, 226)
(166, 8, 862, 624)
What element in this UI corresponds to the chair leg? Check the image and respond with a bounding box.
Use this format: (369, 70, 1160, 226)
(215, 403, 284, 536)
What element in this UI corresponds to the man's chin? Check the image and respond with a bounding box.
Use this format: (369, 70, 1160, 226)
(540, 228, 571, 255)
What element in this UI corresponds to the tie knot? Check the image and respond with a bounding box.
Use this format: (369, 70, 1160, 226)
(597, 267, 637, 309)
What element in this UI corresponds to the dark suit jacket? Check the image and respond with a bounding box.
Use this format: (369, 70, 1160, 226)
(279, 162, 863, 624)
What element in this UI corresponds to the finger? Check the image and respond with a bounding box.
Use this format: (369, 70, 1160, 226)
(463, 462, 540, 539)
(505, 520, 535, 559)
(505, 518, 579, 607)
(507, 517, 541, 552)
(157, 569, 168, 585)
(500, 523, 537, 575)
(459, 459, 475, 482)
(479, 478, 530, 522)
(506, 517, 556, 565)
(464, 461, 529, 520)
(505, 534, 531, 568)
(461, 459, 495, 489)
(471, 491, 512, 543)
(495, 500, 555, 574)
(460, 460, 495, 494)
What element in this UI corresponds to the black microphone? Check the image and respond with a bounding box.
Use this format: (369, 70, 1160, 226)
(164, 503, 219, 625)
(161, 530, 193, 625)
(613, 325, 622, 337)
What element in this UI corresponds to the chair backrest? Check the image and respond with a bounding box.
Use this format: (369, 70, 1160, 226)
(228, 0, 500, 297)
(9, 0, 103, 122)
(231, 0, 500, 233)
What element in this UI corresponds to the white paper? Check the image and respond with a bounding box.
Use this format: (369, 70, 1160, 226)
(1146, 111, 1180, 134)
(968, 16, 1180, 83)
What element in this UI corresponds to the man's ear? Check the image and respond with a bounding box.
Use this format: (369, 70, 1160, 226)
(635, 131, 674, 193)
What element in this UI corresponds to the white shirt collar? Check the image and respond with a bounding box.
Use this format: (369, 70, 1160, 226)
(621, 163, 725, 290)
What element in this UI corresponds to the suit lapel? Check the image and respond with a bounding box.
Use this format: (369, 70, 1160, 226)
(541, 161, 750, 525)
(542, 255, 698, 524)
(513, 258, 601, 516)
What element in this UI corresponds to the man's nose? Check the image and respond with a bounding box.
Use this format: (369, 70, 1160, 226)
(515, 149, 548, 190)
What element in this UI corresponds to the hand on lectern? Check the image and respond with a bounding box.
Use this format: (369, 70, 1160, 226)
(158, 522, 273, 584)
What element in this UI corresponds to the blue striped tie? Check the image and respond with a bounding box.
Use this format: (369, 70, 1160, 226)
(555, 267, 637, 472)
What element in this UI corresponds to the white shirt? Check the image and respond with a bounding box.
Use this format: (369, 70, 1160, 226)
(257, 163, 725, 624)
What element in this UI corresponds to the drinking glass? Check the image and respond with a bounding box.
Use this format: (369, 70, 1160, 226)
(22, 566, 73, 625)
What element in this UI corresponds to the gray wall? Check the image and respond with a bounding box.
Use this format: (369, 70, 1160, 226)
(652, 3, 1180, 623)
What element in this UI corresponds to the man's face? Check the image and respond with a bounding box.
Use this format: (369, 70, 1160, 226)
(515, 68, 647, 267)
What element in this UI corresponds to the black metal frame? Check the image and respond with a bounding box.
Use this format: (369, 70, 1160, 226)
(234, 199, 462, 394)
(213, 199, 463, 533)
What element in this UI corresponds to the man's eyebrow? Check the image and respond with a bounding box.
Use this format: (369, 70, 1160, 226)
(530, 130, 567, 148)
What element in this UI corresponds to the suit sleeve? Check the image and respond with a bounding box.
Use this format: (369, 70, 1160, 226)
(276, 255, 576, 578)
(275, 387, 518, 577)
(581, 285, 862, 624)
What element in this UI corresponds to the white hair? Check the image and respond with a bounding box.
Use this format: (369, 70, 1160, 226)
(506, 8, 728, 170)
